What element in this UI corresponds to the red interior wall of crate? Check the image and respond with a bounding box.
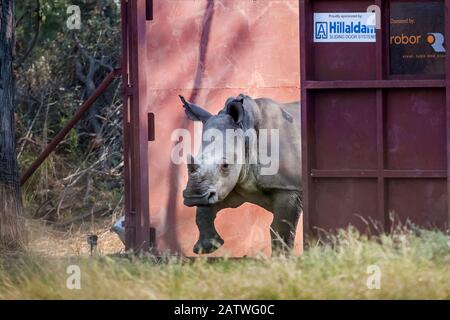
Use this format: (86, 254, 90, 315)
(144, 0, 302, 256)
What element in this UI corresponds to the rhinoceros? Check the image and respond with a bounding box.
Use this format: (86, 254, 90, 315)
(179, 94, 302, 254)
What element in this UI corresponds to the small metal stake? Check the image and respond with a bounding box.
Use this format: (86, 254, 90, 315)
(87, 234, 98, 256)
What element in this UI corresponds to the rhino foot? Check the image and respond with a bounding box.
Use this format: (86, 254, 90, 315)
(193, 235, 224, 254)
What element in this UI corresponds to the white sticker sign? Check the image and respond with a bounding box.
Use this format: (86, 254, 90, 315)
(314, 12, 376, 43)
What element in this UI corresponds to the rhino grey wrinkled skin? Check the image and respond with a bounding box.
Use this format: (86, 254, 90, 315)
(180, 94, 302, 255)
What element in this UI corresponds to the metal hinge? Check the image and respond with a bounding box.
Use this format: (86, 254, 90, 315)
(148, 112, 155, 141)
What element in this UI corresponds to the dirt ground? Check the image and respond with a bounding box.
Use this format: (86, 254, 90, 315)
(27, 218, 124, 257)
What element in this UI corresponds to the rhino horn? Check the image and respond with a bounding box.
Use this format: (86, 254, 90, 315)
(179, 95, 212, 123)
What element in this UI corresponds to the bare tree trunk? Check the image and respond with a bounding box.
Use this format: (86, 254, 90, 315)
(0, 0, 26, 251)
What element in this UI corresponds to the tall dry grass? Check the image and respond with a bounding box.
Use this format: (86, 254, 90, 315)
(0, 226, 449, 299)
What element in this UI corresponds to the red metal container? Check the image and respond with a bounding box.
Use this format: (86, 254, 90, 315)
(300, 0, 450, 237)
(122, 0, 450, 255)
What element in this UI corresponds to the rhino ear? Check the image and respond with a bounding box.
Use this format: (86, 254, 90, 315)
(226, 98, 245, 124)
(179, 95, 212, 123)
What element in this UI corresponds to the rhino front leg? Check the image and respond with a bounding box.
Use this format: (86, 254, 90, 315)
(270, 191, 302, 255)
(193, 205, 224, 254)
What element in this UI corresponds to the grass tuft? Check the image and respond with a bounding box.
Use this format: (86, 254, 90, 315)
(1, 226, 449, 299)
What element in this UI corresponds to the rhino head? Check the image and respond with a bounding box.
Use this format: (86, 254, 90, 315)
(180, 95, 248, 208)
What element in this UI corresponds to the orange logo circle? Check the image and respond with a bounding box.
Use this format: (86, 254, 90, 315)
(427, 34, 436, 45)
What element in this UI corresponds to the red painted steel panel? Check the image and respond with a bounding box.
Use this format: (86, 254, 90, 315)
(311, 0, 377, 80)
(313, 90, 378, 170)
(446, 0, 450, 234)
(301, 0, 450, 236)
(122, 0, 151, 252)
(312, 178, 379, 232)
(387, 179, 448, 227)
(124, 0, 303, 256)
(120, 0, 133, 251)
(386, 89, 446, 170)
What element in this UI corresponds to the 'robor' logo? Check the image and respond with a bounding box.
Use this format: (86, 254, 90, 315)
(427, 33, 445, 53)
(390, 32, 446, 53)
(390, 34, 422, 45)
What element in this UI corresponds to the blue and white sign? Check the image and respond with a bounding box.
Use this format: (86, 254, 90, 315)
(314, 12, 376, 43)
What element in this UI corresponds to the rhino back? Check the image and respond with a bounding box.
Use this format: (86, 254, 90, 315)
(252, 98, 301, 192)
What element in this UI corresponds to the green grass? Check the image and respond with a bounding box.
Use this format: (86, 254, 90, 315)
(1, 227, 449, 299)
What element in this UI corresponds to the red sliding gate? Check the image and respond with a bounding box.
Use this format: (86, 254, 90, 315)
(301, 0, 450, 236)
